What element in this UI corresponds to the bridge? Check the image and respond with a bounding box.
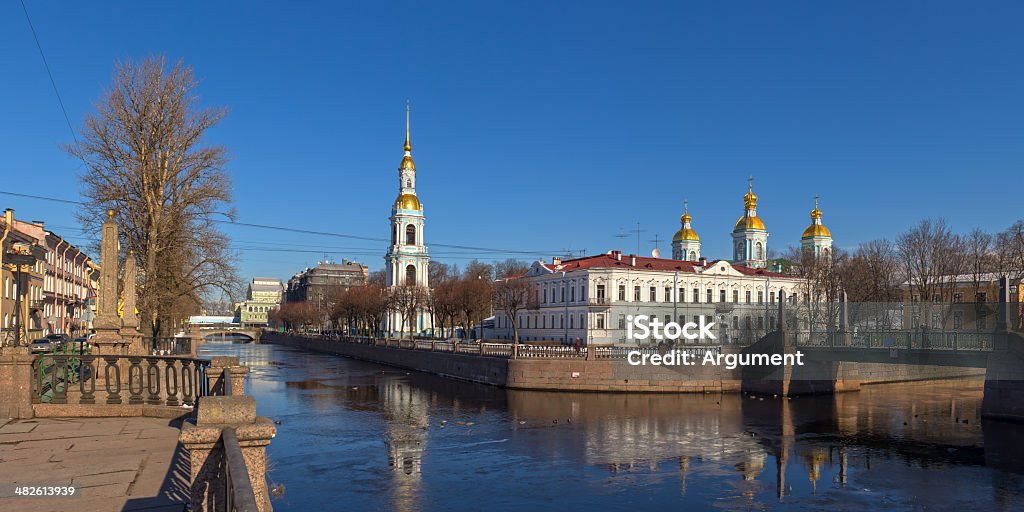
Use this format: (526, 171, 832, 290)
(741, 278, 1024, 422)
(186, 325, 263, 343)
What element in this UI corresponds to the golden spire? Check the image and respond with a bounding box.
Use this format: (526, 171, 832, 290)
(403, 99, 412, 153)
(399, 100, 415, 170)
(680, 199, 691, 224)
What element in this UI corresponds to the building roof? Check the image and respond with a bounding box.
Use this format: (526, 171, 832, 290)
(535, 251, 789, 278)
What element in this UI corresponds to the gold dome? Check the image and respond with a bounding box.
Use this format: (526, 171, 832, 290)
(735, 215, 766, 231)
(394, 193, 422, 211)
(801, 195, 830, 238)
(674, 201, 699, 241)
(802, 224, 831, 238)
(743, 190, 758, 209)
(400, 154, 415, 170)
(673, 227, 699, 242)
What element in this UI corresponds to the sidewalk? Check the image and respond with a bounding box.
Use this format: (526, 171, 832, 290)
(0, 416, 189, 512)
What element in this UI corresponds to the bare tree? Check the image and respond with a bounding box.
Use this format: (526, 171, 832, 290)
(494, 278, 534, 346)
(67, 56, 238, 337)
(896, 219, 966, 328)
(495, 259, 530, 279)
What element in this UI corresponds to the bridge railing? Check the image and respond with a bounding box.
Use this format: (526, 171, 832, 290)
(145, 336, 193, 355)
(791, 329, 996, 352)
(31, 354, 211, 406)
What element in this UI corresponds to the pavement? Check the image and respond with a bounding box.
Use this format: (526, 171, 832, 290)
(0, 416, 189, 512)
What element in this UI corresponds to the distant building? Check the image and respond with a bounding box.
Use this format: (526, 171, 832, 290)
(285, 260, 368, 305)
(2, 210, 93, 341)
(237, 277, 284, 327)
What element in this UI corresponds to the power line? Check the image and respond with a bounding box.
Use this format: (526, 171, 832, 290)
(0, 189, 561, 256)
(19, 0, 77, 144)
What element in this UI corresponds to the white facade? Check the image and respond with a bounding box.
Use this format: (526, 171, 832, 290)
(492, 252, 800, 346)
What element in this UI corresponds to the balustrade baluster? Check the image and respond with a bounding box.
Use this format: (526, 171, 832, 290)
(79, 356, 96, 404)
(145, 357, 162, 405)
(103, 356, 122, 404)
(31, 358, 41, 404)
(165, 359, 180, 406)
(181, 360, 195, 406)
(127, 356, 144, 405)
(52, 354, 68, 404)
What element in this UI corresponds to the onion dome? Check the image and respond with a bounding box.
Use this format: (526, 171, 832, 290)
(673, 203, 700, 241)
(802, 195, 831, 238)
(734, 178, 766, 231)
(394, 193, 422, 211)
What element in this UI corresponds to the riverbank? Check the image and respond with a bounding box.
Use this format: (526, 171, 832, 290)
(264, 332, 742, 392)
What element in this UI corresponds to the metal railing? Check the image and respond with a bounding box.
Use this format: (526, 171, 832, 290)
(283, 334, 727, 361)
(146, 336, 193, 355)
(791, 329, 996, 352)
(223, 427, 260, 512)
(31, 354, 210, 406)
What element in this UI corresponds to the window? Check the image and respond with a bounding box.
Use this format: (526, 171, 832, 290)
(746, 291, 752, 303)
(732, 290, 739, 303)
(931, 313, 940, 329)
(405, 224, 416, 245)
(757, 316, 764, 329)
(570, 286, 575, 302)
(679, 288, 685, 303)
(405, 265, 416, 284)
(693, 288, 700, 303)
(755, 242, 763, 260)
(953, 293, 963, 303)
(732, 316, 739, 329)
(618, 285, 626, 301)
(758, 291, 764, 304)
(618, 315, 625, 329)
(706, 289, 713, 303)
(649, 287, 657, 302)
(953, 311, 964, 329)
(664, 287, 672, 303)
(569, 316, 573, 329)
(580, 314, 586, 328)
(596, 285, 606, 300)
(580, 285, 586, 301)
(634, 286, 641, 301)
(977, 292, 988, 303)
(596, 314, 605, 329)
(719, 290, 725, 303)
(543, 288, 548, 304)
(689, 251, 696, 261)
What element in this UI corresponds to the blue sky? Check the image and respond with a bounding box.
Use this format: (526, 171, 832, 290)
(2, 1, 1023, 283)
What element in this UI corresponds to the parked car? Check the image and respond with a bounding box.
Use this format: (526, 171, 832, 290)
(30, 338, 58, 353)
(45, 333, 70, 350)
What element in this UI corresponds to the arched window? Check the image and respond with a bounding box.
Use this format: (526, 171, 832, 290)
(406, 224, 416, 245)
(688, 251, 696, 261)
(392, 225, 397, 244)
(736, 241, 744, 257)
(406, 264, 416, 285)
(406, 179, 412, 188)
(755, 242, 763, 260)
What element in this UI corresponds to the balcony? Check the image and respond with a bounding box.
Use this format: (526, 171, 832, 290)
(588, 297, 611, 308)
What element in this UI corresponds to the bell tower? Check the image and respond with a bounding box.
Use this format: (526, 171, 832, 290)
(384, 102, 432, 335)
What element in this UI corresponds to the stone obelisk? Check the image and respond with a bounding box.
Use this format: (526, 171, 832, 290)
(121, 251, 145, 354)
(92, 211, 124, 355)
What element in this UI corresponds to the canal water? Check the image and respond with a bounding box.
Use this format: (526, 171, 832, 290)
(198, 342, 1024, 511)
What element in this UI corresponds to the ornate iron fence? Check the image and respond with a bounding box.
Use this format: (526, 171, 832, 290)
(31, 354, 210, 406)
(146, 336, 193, 355)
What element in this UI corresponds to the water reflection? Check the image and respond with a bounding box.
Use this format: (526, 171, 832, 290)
(200, 343, 1024, 511)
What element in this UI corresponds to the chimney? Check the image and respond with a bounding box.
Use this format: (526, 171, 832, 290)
(630, 255, 636, 266)
(32, 220, 44, 228)
(552, 256, 561, 266)
(4, 208, 13, 226)
(699, 257, 707, 267)
(615, 251, 622, 261)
